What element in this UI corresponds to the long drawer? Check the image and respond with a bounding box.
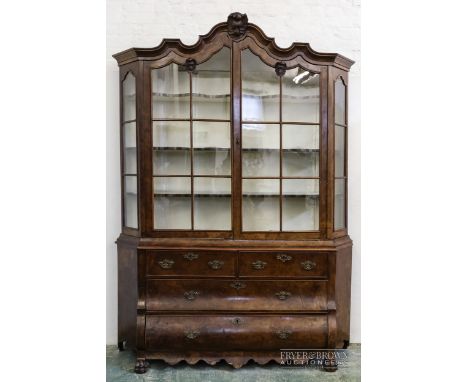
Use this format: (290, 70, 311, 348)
(146, 250, 236, 277)
(146, 279, 327, 311)
(145, 315, 328, 351)
(239, 251, 328, 278)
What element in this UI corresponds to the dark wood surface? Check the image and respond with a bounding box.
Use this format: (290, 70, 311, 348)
(114, 13, 354, 372)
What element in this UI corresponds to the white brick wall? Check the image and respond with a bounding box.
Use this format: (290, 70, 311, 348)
(107, 0, 361, 344)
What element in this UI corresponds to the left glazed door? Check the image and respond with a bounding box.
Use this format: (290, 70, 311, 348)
(151, 47, 232, 231)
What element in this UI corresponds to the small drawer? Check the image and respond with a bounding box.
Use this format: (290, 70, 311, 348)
(146, 279, 327, 311)
(239, 251, 328, 278)
(145, 314, 328, 351)
(146, 250, 236, 277)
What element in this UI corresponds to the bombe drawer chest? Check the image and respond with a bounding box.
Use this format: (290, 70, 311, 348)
(113, 12, 353, 373)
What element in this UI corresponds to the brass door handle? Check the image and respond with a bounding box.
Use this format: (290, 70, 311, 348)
(184, 330, 200, 340)
(251, 260, 267, 270)
(184, 290, 200, 301)
(276, 254, 292, 263)
(183, 252, 199, 261)
(230, 281, 246, 290)
(301, 260, 316, 271)
(276, 329, 292, 340)
(158, 259, 174, 269)
(208, 260, 224, 270)
(275, 291, 292, 300)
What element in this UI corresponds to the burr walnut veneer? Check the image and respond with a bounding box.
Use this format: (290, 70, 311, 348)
(113, 12, 354, 373)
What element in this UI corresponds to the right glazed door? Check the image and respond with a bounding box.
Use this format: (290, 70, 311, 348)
(240, 49, 321, 234)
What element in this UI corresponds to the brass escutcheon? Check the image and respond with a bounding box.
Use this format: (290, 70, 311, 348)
(232, 317, 243, 325)
(251, 260, 267, 270)
(230, 281, 246, 290)
(276, 254, 292, 263)
(184, 290, 200, 301)
(275, 291, 292, 300)
(208, 260, 224, 270)
(301, 260, 316, 271)
(276, 329, 292, 339)
(184, 330, 200, 340)
(183, 252, 199, 261)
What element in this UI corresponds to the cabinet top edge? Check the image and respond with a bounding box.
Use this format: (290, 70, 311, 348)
(112, 13, 354, 70)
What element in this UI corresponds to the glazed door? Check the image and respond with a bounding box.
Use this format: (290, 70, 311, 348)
(151, 47, 233, 235)
(238, 48, 322, 238)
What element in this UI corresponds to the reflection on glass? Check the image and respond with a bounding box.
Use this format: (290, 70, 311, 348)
(242, 49, 279, 121)
(334, 179, 345, 230)
(282, 179, 319, 232)
(193, 121, 231, 175)
(124, 176, 138, 228)
(242, 124, 279, 177)
(154, 177, 191, 229)
(153, 121, 190, 148)
(282, 68, 319, 123)
(153, 149, 190, 175)
(242, 179, 279, 231)
(194, 177, 231, 230)
(335, 79, 346, 125)
(335, 125, 345, 178)
(124, 122, 137, 174)
(152, 63, 190, 118)
(123, 72, 136, 121)
(192, 47, 231, 119)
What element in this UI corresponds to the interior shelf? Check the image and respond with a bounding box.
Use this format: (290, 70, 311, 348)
(150, 147, 318, 152)
(154, 193, 319, 198)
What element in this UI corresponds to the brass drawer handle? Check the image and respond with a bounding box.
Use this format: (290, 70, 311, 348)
(230, 281, 246, 290)
(276, 254, 292, 263)
(158, 259, 174, 269)
(251, 260, 267, 270)
(183, 290, 200, 301)
(301, 260, 317, 271)
(208, 260, 224, 270)
(184, 330, 200, 340)
(275, 291, 292, 300)
(276, 329, 292, 340)
(183, 252, 199, 261)
(232, 317, 243, 325)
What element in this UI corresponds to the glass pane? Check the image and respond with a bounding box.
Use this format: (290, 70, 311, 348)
(153, 148, 190, 175)
(194, 178, 231, 230)
(192, 47, 231, 119)
(242, 179, 279, 231)
(282, 68, 319, 123)
(124, 176, 138, 228)
(123, 72, 136, 121)
(152, 63, 190, 118)
(335, 124, 345, 177)
(154, 177, 191, 229)
(123, 122, 137, 174)
(334, 179, 346, 230)
(153, 121, 190, 148)
(283, 179, 319, 231)
(335, 79, 346, 125)
(242, 124, 279, 177)
(242, 49, 279, 122)
(193, 121, 231, 176)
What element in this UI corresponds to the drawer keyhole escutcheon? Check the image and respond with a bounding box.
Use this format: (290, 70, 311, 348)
(184, 290, 200, 301)
(158, 259, 174, 269)
(276, 254, 292, 263)
(208, 260, 224, 270)
(183, 252, 198, 261)
(230, 281, 246, 290)
(251, 260, 267, 270)
(276, 329, 292, 340)
(232, 317, 243, 325)
(184, 330, 200, 340)
(275, 291, 292, 300)
(301, 260, 317, 271)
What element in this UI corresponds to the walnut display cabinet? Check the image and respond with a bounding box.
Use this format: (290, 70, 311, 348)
(113, 12, 354, 373)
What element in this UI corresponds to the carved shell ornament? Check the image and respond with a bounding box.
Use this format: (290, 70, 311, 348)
(227, 12, 248, 39)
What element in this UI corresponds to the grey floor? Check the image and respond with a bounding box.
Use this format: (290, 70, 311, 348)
(107, 344, 361, 381)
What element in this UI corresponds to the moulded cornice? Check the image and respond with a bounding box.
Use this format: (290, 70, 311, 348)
(112, 13, 355, 71)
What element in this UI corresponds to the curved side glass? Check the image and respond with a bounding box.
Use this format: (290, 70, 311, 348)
(334, 78, 347, 230)
(122, 72, 138, 229)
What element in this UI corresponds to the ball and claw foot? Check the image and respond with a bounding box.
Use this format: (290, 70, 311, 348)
(134, 359, 149, 374)
(118, 340, 126, 351)
(323, 358, 338, 372)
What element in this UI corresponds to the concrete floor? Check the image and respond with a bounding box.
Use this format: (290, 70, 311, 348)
(106, 344, 361, 381)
